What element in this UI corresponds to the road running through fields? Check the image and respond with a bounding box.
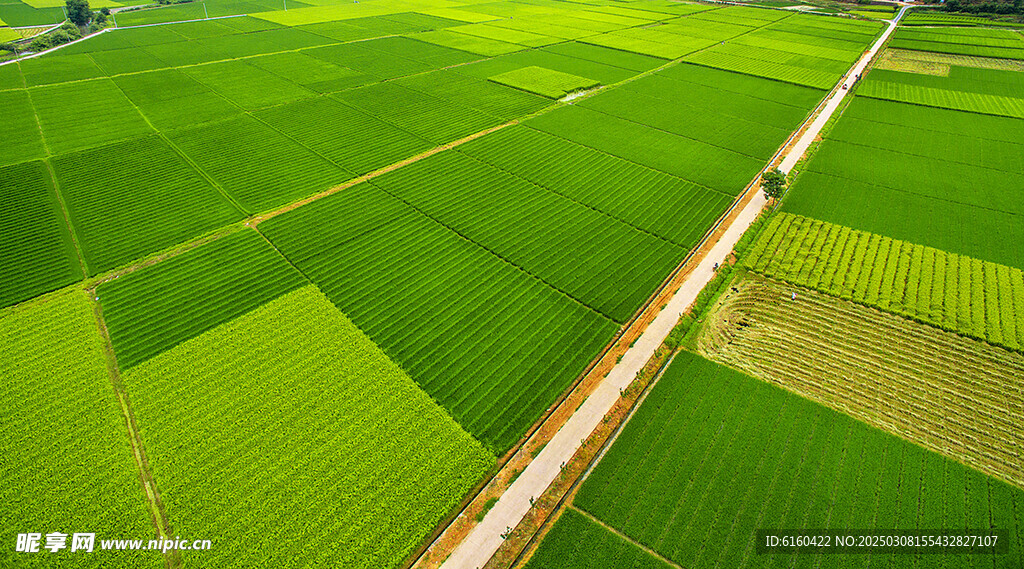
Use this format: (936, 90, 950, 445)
(440, 7, 910, 568)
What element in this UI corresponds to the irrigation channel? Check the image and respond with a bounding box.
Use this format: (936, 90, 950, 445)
(437, 5, 912, 568)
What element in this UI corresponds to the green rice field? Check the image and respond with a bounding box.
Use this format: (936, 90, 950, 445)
(8, 2, 1006, 568)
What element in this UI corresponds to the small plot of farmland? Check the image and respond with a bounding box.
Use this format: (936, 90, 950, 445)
(530, 352, 1024, 569)
(121, 285, 494, 569)
(259, 184, 618, 452)
(744, 214, 1024, 352)
(51, 135, 244, 275)
(784, 92, 1024, 270)
(98, 230, 306, 370)
(488, 65, 599, 98)
(0, 161, 81, 308)
(370, 150, 686, 323)
(0, 291, 157, 568)
(700, 273, 1024, 489)
(457, 125, 733, 250)
(890, 25, 1024, 60)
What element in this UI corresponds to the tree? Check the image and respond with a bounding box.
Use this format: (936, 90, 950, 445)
(66, 0, 91, 26)
(761, 168, 787, 202)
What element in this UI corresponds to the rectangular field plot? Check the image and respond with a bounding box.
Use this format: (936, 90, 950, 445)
(395, 69, 550, 121)
(28, 78, 153, 155)
(333, 82, 502, 145)
(112, 69, 243, 131)
(569, 352, 1024, 569)
(541, 41, 664, 72)
(305, 40, 434, 81)
(98, 230, 306, 370)
(784, 170, 1024, 274)
(166, 114, 350, 213)
(246, 50, 374, 93)
(120, 285, 493, 569)
(0, 161, 81, 308)
(359, 35, 479, 68)
(181, 60, 316, 111)
(52, 135, 243, 275)
(259, 184, 617, 452)
(371, 150, 686, 323)
(458, 126, 732, 249)
(489, 65, 599, 98)
(0, 89, 46, 166)
(254, 97, 432, 176)
(454, 49, 639, 85)
(891, 25, 1024, 60)
(802, 139, 1024, 215)
(527, 508, 673, 569)
(527, 104, 763, 195)
(859, 67, 1024, 118)
(744, 213, 1024, 352)
(0, 290, 157, 567)
(17, 53, 105, 87)
(579, 75, 803, 160)
(87, 46, 171, 76)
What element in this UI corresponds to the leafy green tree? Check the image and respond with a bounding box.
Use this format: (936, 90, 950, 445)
(761, 168, 787, 202)
(66, 0, 91, 26)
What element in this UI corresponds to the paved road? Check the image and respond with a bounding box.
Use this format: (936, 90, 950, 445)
(440, 9, 908, 569)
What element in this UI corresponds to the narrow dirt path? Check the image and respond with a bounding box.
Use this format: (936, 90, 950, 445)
(436, 9, 909, 569)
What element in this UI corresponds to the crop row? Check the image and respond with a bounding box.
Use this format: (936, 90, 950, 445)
(120, 285, 494, 569)
(371, 150, 686, 323)
(527, 104, 763, 195)
(53, 134, 244, 275)
(28, 78, 154, 156)
(745, 213, 1024, 352)
(458, 125, 733, 249)
(1, 290, 155, 564)
(526, 508, 672, 569)
(701, 275, 1024, 489)
(0, 161, 81, 308)
(889, 37, 1024, 60)
(685, 50, 838, 90)
(98, 229, 305, 370)
(488, 65, 599, 99)
(333, 81, 503, 146)
(571, 352, 1024, 568)
(259, 183, 617, 452)
(581, 74, 795, 160)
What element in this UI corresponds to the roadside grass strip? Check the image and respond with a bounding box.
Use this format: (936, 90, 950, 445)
(0, 161, 81, 308)
(28, 79, 154, 156)
(567, 352, 1024, 568)
(166, 114, 351, 214)
(700, 274, 1024, 490)
(488, 65, 599, 98)
(121, 285, 494, 569)
(98, 229, 306, 370)
(0, 290, 157, 568)
(744, 213, 1024, 352)
(259, 183, 618, 452)
(52, 135, 244, 275)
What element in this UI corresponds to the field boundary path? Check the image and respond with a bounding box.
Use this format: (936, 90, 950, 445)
(437, 8, 909, 569)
